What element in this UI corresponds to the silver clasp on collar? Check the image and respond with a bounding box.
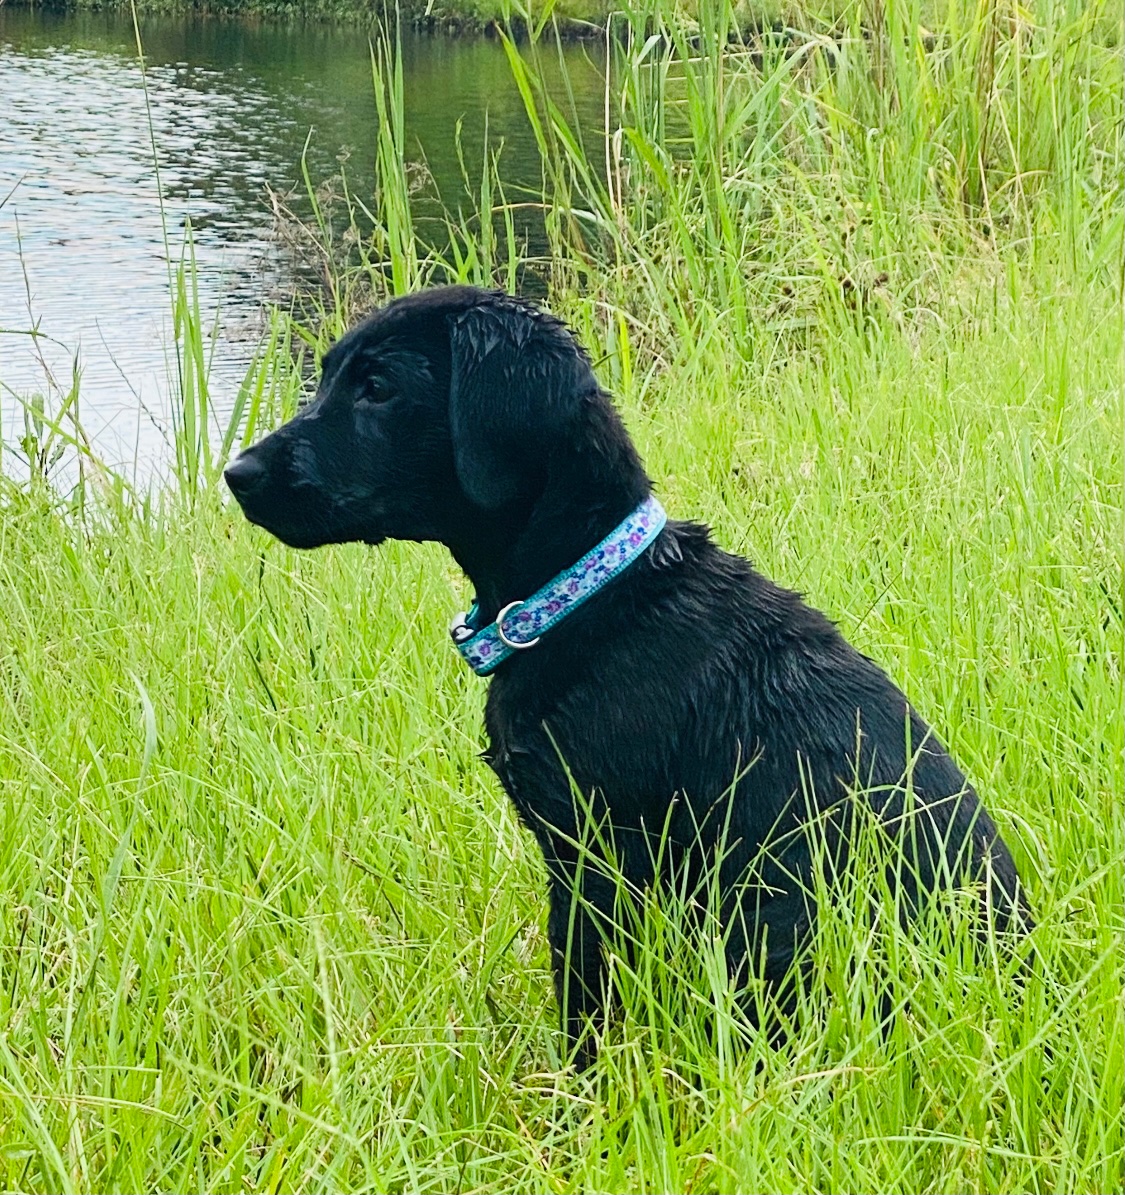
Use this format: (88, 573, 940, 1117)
(495, 600, 541, 650)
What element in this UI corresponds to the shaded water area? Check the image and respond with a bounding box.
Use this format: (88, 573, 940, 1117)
(0, 8, 606, 479)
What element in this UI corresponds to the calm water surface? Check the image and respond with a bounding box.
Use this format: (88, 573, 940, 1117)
(0, 9, 605, 478)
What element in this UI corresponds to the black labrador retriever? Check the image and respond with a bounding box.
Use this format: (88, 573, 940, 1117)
(225, 285, 1031, 1067)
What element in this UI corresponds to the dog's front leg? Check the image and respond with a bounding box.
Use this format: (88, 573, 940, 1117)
(487, 739, 621, 1067)
(544, 853, 617, 1070)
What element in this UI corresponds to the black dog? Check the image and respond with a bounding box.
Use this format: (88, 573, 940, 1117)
(225, 285, 1031, 1066)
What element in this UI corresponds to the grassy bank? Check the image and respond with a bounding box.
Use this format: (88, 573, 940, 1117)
(1, 0, 1122, 1191)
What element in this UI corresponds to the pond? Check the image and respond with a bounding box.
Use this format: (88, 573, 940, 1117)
(0, 8, 606, 480)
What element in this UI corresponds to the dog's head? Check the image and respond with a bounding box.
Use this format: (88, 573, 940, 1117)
(224, 286, 625, 552)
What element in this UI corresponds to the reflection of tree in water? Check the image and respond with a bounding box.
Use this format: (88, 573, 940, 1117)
(132, 12, 604, 255)
(0, 5, 608, 466)
(4, 6, 607, 265)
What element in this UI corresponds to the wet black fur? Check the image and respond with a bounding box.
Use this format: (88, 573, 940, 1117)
(225, 285, 1032, 1067)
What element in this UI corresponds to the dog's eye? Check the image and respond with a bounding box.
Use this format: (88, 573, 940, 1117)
(357, 380, 395, 407)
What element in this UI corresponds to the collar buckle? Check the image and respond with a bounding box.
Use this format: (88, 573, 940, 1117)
(495, 600, 541, 650)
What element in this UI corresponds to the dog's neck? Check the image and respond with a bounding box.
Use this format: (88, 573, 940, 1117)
(447, 422, 652, 626)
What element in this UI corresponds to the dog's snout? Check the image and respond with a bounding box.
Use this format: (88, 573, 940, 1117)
(224, 453, 267, 499)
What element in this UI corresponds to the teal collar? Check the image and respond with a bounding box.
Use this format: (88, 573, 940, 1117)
(449, 495, 667, 676)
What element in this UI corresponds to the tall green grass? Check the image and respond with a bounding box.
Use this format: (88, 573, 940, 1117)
(0, 1, 1121, 1190)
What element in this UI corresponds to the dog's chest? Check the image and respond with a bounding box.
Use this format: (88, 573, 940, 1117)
(480, 674, 596, 833)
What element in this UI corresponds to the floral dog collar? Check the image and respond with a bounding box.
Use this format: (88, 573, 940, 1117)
(449, 495, 667, 676)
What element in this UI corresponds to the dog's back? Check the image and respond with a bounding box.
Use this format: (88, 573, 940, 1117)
(485, 515, 1031, 982)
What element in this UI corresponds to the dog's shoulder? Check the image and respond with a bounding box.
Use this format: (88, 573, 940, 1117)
(643, 519, 844, 653)
(486, 517, 855, 730)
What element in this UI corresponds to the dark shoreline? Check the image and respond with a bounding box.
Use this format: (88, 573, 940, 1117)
(1, 0, 612, 36)
(0, 0, 807, 40)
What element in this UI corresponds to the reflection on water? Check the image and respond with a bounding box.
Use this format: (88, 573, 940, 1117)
(0, 8, 605, 478)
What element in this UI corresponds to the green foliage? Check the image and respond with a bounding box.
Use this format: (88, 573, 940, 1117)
(499, 0, 1121, 374)
(0, 0, 1121, 1190)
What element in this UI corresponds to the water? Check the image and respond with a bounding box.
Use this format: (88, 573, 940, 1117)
(0, 8, 606, 480)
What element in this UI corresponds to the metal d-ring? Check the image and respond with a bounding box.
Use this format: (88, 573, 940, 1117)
(496, 600, 541, 650)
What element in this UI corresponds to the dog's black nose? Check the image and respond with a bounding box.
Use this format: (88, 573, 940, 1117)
(224, 453, 267, 498)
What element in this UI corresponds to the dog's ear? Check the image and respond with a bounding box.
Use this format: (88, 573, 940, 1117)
(448, 299, 596, 509)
